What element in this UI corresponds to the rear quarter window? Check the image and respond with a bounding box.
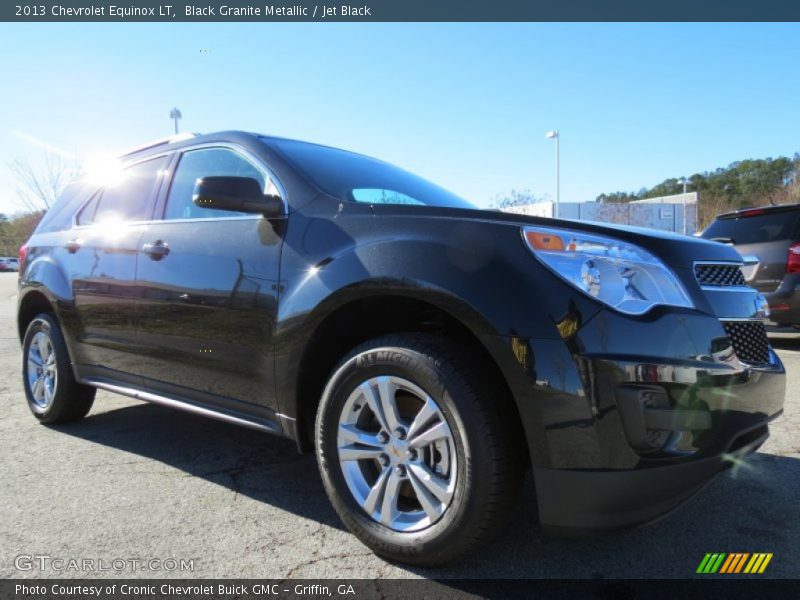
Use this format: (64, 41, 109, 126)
(702, 211, 800, 244)
(35, 181, 97, 233)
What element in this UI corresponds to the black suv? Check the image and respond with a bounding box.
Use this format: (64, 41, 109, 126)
(18, 132, 785, 565)
(702, 203, 800, 328)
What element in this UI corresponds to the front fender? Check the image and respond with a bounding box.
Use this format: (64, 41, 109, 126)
(277, 200, 600, 341)
(273, 200, 601, 465)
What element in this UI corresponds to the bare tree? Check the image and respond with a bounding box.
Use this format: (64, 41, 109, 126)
(7, 152, 80, 212)
(490, 188, 543, 209)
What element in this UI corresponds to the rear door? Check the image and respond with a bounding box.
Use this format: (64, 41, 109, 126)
(132, 145, 285, 416)
(703, 210, 800, 292)
(63, 155, 168, 377)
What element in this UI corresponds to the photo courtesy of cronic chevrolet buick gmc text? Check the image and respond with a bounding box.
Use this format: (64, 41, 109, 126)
(16, 132, 786, 565)
(701, 203, 800, 329)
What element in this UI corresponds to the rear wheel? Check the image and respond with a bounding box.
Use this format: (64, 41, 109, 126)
(315, 334, 523, 565)
(22, 314, 95, 424)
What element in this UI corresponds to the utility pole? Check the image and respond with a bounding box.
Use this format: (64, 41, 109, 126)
(169, 108, 182, 134)
(545, 130, 560, 218)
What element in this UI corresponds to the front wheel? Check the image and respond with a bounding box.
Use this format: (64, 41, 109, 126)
(315, 334, 523, 566)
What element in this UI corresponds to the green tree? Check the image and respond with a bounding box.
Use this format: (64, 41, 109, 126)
(0, 211, 45, 256)
(596, 153, 799, 227)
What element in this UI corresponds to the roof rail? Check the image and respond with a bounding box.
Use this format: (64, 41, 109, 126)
(119, 132, 199, 158)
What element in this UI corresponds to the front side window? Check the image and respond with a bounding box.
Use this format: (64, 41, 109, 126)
(164, 147, 274, 220)
(77, 157, 166, 225)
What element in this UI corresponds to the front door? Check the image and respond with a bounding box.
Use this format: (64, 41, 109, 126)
(132, 146, 284, 414)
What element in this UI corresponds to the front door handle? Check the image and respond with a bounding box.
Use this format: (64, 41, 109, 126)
(64, 238, 83, 253)
(142, 240, 170, 260)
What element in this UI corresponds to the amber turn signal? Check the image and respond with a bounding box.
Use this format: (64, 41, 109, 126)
(524, 231, 565, 251)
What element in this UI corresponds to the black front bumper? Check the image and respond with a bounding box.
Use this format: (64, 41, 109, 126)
(496, 306, 787, 535)
(534, 415, 774, 534)
(528, 341, 785, 534)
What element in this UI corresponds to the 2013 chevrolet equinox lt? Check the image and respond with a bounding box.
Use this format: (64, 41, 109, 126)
(17, 131, 786, 565)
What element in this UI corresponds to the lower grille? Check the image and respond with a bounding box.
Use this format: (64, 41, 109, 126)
(695, 264, 746, 287)
(722, 321, 771, 365)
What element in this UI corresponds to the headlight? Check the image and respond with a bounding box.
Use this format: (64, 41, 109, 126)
(521, 226, 694, 315)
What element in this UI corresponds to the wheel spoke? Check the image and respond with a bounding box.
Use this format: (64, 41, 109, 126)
(358, 382, 392, 433)
(27, 360, 41, 377)
(407, 467, 444, 521)
(379, 471, 401, 526)
(38, 336, 51, 364)
(407, 396, 439, 441)
(363, 467, 391, 516)
(28, 352, 43, 367)
(338, 445, 384, 462)
(408, 421, 451, 449)
(408, 463, 453, 504)
(32, 376, 45, 401)
(338, 423, 382, 447)
(375, 377, 403, 432)
(32, 334, 44, 362)
(43, 379, 54, 404)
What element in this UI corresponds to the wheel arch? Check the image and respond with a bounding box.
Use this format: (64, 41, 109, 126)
(288, 291, 530, 467)
(17, 288, 57, 343)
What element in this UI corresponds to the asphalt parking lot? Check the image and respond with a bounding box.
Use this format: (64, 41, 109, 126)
(0, 271, 798, 579)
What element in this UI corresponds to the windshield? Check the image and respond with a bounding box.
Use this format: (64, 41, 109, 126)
(265, 138, 475, 209)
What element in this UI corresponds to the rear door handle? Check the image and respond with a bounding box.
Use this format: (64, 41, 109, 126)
(64, 238, 83, 253)
(142, 240, 170, 260)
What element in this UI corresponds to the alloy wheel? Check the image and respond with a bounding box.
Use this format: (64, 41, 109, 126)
(27, 330, 58, 410)
(336, 375, 457, 532)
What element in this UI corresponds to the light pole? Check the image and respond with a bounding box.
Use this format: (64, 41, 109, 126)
(545, 130, 560, 218)
(677, 178, 690, 235)
(169, 107, 182, 135)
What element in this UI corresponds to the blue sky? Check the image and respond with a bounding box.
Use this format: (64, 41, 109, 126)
(0, 23, 798, 214)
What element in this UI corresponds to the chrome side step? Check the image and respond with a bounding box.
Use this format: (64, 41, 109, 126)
(86, 379, 282, 435)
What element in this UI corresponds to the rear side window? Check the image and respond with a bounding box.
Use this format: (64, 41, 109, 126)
(703, 211, 800, 244)
(77, 157, 167, 226)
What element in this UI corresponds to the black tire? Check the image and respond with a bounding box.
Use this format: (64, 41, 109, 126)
(22, 313, 95, 424)
(315, 334, 524, 566)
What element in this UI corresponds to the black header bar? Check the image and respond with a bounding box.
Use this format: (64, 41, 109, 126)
(3, 0, 800, 22)
(3, 579, 800, 600)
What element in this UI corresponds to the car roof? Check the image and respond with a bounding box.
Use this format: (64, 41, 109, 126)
(119, 131, 262, 161)
(119, 130, 376, 164)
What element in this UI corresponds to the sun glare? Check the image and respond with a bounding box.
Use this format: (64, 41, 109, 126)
(83, 154, 127, 187)
(96, 215, 130, 242)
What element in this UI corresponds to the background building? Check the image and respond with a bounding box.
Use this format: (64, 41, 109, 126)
(503, 192, 699, 235)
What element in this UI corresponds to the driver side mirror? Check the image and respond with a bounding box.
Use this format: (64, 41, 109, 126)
(193, 176, 284, 218)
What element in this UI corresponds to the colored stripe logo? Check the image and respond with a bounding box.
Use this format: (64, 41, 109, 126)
(696, 552, 773, 574)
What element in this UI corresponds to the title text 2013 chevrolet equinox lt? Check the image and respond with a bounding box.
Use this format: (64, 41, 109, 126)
(17, 132, 786, 565)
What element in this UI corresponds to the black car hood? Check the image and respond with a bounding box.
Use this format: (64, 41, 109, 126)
(370, 203, 742, 269)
